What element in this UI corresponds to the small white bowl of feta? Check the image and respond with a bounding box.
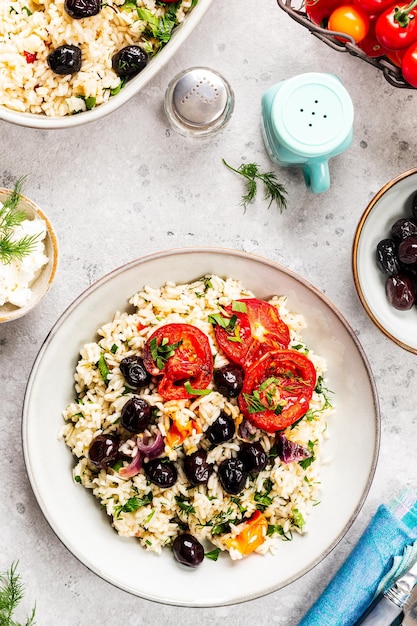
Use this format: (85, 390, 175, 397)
(0, 181, 58, 323)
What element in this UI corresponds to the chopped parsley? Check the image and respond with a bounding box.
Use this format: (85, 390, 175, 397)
(114, 493, 153, 518)
(298, 440, 317, 470)
(175, 496, 196, 515)
(205, 548, 221, 562)
(267, 524, 293, 541)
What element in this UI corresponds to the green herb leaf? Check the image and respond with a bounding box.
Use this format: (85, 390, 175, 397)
(223, 159, 287, 212)
(0, 561, 36, 626)
(231, 300, 247, 313)
(208, 313, 229, 329)
(183, 381, 211, 396)
(150, 336, 182, 370)
(292, 508, 305, 530)
(98, 353, 110, 383)
(204, 548, 221, 561)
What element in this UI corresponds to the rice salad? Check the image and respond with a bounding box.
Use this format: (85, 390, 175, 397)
(0, 0, 195, 116)
(60, 274, 335, 565)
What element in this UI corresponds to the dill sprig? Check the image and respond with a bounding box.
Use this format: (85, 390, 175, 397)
(0, 176, 40, 264)
(222, 159, 287, 213)
(0, 561, 36, 626)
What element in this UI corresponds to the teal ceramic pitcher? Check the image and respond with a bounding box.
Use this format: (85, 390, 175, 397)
(261, 72, 354, 194)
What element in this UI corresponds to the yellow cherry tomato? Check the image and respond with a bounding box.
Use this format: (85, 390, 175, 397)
(328, 5, 370, 42)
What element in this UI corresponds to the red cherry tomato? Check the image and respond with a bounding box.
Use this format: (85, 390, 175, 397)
(401, 41, 417, 85)
(353, 0, 394, 15)
(357, 16, 388, 55)
(385, 47, 407, 65)
(213, 298, 290, 369)
(375, 4, 417, 50)
(238, 350, 317, 433)
(143, 323, 213, 400)
(306, 0, 345, 25)
(328, 5, 370, 42)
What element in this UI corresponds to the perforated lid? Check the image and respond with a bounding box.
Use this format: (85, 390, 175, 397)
(271, 73, 354, 158)
(169, 67, 231, 128)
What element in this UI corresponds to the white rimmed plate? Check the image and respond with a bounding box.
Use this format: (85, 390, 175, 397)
(353, 168, 417, 354)
(22, 248, 380, 606)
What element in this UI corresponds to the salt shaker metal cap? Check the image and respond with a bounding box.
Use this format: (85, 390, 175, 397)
(164, 67, 234, 137)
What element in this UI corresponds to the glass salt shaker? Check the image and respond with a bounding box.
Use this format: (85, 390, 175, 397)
(164, 67, 234, 138)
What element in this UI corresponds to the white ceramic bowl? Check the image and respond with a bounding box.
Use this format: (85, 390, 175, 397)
(0, 1, 214, 130)
(23, 248, 380, 606)
(0, 188, 58, 323)
(353, 168, 417, 354)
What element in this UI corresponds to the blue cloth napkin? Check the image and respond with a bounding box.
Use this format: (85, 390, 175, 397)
(298, 496, 417, 626)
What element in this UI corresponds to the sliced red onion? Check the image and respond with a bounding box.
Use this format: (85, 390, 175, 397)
(275, 433, 312, 464)
(136, 430, 164, 460)
(238, 418, 258, 442)
(118, 431, 164, 478)
(119, 447, 142, 478)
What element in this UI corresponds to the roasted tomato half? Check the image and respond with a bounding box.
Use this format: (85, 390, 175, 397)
(143, 323, 213, 400)
(238, 350, 317, 433)
(212, 298, 290, 369)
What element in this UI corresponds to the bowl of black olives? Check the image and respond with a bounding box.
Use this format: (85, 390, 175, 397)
(353, 167, 417, 354)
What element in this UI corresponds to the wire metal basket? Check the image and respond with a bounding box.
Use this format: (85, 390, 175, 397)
(276, 0, 413, 88)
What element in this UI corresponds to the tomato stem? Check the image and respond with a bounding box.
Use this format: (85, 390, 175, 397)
(394, 0, 417, 27)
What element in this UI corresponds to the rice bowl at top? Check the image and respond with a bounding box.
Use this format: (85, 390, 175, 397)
(0, 0, 209, 128)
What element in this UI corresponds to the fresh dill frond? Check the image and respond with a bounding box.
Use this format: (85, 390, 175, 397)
(0, 233, 41, 264)
(0, 176, 41, 264)
(0, 176, 26, 213)
(222, 159, 287, 212)
(0, 561, 36, 626)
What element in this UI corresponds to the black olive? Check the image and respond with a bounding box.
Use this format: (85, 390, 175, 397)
(391, 218, 417, 242)
(376, 239, 400, 275)
(398, 236, 417, 265)
(183, 450, 213, 486)
(120, 397, 152, 433)
(238, 442, 268, 475)
(217, 458, 248, 495)
(47, 45, 82, 75)
(213, 363, 244, 398)
(173, 534, 204, 568)
(385, 274, 415, 310)
(144, 459, 177, 488)
(89, 434, 119, 469)
(206, 411, 235, 445)
(120, 356, 152, 388)
(64, 0, 100, 18)
(112, 46, 148, 78)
